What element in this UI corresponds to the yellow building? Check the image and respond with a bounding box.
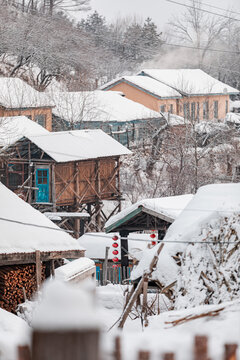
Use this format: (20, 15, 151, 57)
(101, 69, 239, 121)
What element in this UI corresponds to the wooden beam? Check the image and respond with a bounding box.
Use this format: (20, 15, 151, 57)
(35, 250, 42, 290)
(0, 250, 85, 266)
(51, 164, 56, 211)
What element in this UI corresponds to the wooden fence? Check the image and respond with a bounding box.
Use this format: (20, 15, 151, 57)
(18, 334, 238, 360)
(96, 266, 132, 285)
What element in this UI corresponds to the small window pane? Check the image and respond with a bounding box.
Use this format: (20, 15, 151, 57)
(35, 114, 46, 127)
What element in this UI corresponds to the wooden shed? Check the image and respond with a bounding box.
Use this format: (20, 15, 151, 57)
(104, 194, 193, 272)
(0, 182, 85, 313)
(1, 129, 131, 231)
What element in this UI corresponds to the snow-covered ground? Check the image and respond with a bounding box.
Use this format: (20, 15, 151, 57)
(2, 282, 240, 360)
(98, 285, 240, 360)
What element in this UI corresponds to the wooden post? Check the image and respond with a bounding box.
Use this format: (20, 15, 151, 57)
(138, 351, 150, 360)
(35, 250, 42, 291)
(32, 330, 100, 360)
(163, 354, 175, 360)
(80, 219, 85, 236)
(120, 230, 129, 281)
(50, 260, 55, 277)
(18, 346, 31, 360)
(74, 218, 80, 239)
(114, 336, 121, 360)
(224, 344, 238, 360)
(194, 336, 208, 360)
(28, 142, 32, 204)
(51, 164, 56, 211)
(142, 277, 148, 325)
(103, 246, 110, 286)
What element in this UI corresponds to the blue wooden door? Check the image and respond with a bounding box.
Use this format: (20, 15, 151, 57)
(36, 169, 49, 203)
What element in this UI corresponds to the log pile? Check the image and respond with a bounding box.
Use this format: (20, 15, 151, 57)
(0, 264, 46, 313)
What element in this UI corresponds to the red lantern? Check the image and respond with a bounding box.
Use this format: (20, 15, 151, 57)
(151, 241, 157, 246)
(150, 233, 156, 239)
(112, 250, 119, 255)
(112, 235, 118, 241)
(112, 257, 119, 263)
(112, 242, 118, 248)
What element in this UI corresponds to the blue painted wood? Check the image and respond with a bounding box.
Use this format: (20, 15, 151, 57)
(36, 168, 49, 203)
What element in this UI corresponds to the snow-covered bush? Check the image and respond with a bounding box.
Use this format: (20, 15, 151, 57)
(175, 214, 240, 309)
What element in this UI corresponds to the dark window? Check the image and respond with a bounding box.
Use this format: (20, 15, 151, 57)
(236, 166, 240, 176)
(214, 101, 218, 118)
(191, 102, 196, 121)
(169, 104, 173, 113)
(225, 100, 229, 115)
(183, 102, 190, 119)
(35, 114, 46, 127)
(37, 169, 48, 184)
(196, 102, 200, 121)
(7, 163, 24, 188)
(160, 105, 166, 112)
(203, 101, 209, 120)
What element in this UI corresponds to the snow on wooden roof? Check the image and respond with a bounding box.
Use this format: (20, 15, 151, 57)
(0, 77, 54, 108)
(105, 194, 193, 232)
(131, 183, 240, 285)
(25, 129, 131, 162)
(51, 90, 161, 123)
(0, 116, 49, 147)
(55, 257, 95, 281)
(140, 69, 239, 95)
(0, 182, 84, 255)
(101, 76, 181, 98)
(78, 232, 150, 260)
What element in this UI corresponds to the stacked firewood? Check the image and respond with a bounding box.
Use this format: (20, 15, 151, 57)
(0, 264, 45, 313)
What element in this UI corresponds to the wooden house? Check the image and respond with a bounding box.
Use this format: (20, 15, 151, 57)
(0, 182, 85, 312)
(0, 77, 54, 131)
(104, 194, 193, 272)
(0, 129, 131, 232)
(51, 90, 162, 146)
(101, 69, 239, 121)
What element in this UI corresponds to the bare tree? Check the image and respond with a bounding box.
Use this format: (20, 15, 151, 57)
(168, 0, 228, 67)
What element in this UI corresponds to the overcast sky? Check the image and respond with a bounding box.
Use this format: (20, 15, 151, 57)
(87, 0, 240, 30)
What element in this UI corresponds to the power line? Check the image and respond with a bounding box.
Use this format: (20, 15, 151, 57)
(165, 0, 240, 22)
(184, 0, 240, 17)
(82, 232, 240, 245)
(162, 42, 240, 54)
(0, 216, 73, 233)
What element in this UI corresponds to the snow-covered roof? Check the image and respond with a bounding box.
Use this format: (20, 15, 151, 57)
(23, 129, 131, 162)
(51, 90, 161, 123)
(78, 232, 150, 260)
(0, 77, 54, 108)
(140, 69, 239, 95)
(0, 182, 84, 254)
(130, 184, 240, 284)
(164, 183, 240, 251)
(55, 257, 95, 281)
(101, 76, 181, 98)
(105, 194, 193, 231)
(0, 116, 49, 147)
